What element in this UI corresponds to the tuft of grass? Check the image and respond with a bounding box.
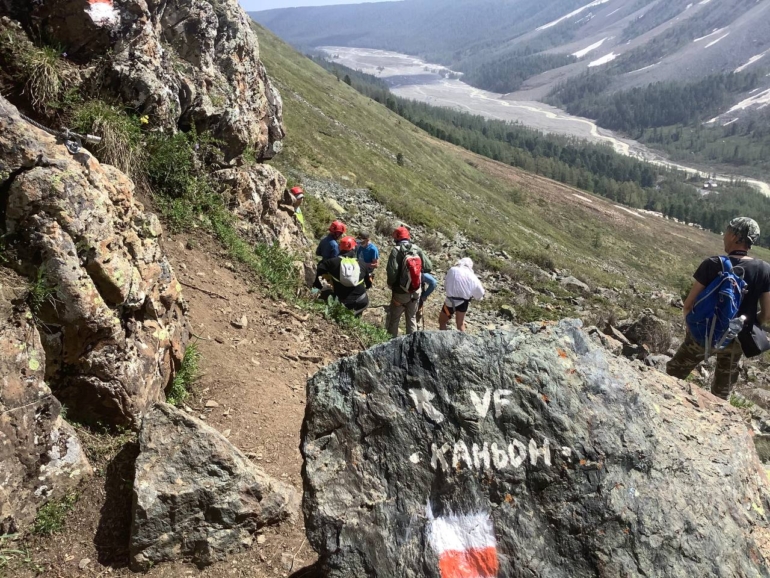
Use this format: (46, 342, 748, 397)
(374, 214, 397, 237)
(20, 44, 73, 112)
(71, 101, 145, 180)
(26, 268, 57, 315)
(167, 342, 201, 406)
(0, 533, 41, 574)
(32, 494, 77, 536)
(319, 297, 390, 347)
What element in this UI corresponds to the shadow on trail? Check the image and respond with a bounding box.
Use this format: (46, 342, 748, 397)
(94, 441, 140, 567)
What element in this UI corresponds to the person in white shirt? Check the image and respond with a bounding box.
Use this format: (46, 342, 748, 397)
(439, 258, 485, 332)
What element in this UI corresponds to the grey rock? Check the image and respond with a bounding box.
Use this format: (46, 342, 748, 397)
(644, 354, 672, 372)
(587, 326, 624, 356)
(0, 96, 189, 428)
(623, 310, 672, 354)
(498, 304, 516, 321)
(741, 388, 770, 412)
(130, 404, 299, 570)
(559, 275, 590, 293)
(302, 321, 770, 577)
(0, 288, 92, 534)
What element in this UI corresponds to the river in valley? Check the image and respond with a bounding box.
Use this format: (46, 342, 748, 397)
(321, 46, 770, 197)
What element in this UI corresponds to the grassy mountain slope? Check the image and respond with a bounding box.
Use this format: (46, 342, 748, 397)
(255, 22, 770, 295)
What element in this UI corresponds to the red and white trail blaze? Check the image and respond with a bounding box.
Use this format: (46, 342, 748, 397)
(427, 511, 499, 578)
(86, 0, 119, 26)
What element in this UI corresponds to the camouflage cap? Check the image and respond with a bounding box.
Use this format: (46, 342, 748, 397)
(728, 217, 761, 246)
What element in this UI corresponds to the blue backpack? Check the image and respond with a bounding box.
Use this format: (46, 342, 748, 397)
(686, 256, 747, 357)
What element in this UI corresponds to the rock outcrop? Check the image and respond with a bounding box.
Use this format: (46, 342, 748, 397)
(0, 271, 92, 534)
(130, 404, 299, 570)
(0, 96, 189, 427)
(302, 321, 770, 577)
(2, 0, 283, 161)
(215, 163, 304, 248)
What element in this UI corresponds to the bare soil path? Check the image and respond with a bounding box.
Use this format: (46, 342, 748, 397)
(7, 233, 359, 578)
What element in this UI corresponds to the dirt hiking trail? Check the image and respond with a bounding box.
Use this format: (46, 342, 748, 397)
(7, 233, 358, 578)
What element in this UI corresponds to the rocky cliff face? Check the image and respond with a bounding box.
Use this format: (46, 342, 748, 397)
(302, 321, 770, 577)
(0, 96, 189, 427)
(1, 0, 283, 161)
(0, 270, 92, 534)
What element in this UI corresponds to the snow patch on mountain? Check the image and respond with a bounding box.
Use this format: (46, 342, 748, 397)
(589, 52, 618, 67)
(694, 28, 726, 42)
(537, 0, 612, 31)
(724, 88, 770, 115)
(573, 37, 610, 58)
(735, 51, 769, 73)
(705, 33, 730, 49)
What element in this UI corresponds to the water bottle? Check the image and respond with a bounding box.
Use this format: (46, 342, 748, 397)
(716, 315, 747, 349)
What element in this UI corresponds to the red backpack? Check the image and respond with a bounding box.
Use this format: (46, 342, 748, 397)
(397, 246, 422, 293)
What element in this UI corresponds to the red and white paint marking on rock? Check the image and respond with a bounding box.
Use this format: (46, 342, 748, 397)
(427, 509, 499, 578)
(86, 0, 120, 26)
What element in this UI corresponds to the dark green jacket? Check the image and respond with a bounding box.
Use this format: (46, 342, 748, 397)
(386, 242, 433, 294)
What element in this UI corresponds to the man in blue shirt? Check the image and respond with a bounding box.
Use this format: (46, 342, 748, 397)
(357, 232, 379, 287)
(314, 221, 347, 290)
(316, 221, 347, 260)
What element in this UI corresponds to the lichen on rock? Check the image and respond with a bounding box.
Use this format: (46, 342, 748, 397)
(3, 0, 284, 161)
(0, 96, 189, 427)
(0, 270, 92, 534)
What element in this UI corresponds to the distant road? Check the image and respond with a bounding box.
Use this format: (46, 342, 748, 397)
(322, 46, 770, 197)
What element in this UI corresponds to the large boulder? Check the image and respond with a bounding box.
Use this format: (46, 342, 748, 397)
(130, 404, 300, 570)
(0, 272, 92, 534)
(1, 0, 283, 161)
(0, 96, 189, 427)
(302, 321, 770, 577)
(622, 309, 673, 353)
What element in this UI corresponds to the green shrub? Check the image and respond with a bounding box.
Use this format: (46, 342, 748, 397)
(32, 494, 77, 535)
(27, 268, 57, 315)
(303, 195, 336, 240)
(729, 394, 755, 409)
(71, 101, 144, 179)
(167, 342, 201, 406)
(319, 297, 390, 347)
(145, 130, 227, 232)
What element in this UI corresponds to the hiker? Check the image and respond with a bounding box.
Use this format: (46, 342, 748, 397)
(316, 221, 347, 260)
(314, 221, 347, 290)
(667, 217, 770, 400)
(357, 232, 379, 288)
(289, 186, 306, 232)
(439, 258, 485, 332)
(386, 226, 433, 337)
(316, 236, 371, 316)
(418, 272, 438, 322)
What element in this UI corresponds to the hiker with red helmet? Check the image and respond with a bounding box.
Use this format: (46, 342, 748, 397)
(289, 186, 306, 232)
(316, 221, 347, 260)
(316, 236, 372, 316)
(386, 226, 433, 337)
(314, 221, 347, 290)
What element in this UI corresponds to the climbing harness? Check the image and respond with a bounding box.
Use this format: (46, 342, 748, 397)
(18, 112, 102, 155)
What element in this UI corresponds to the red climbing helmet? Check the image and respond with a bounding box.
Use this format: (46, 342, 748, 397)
(329, 221, 347, 235)
(392, 226, 411, 242)
(338, 236, 357, 253)
(290, 186, 304, 198)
